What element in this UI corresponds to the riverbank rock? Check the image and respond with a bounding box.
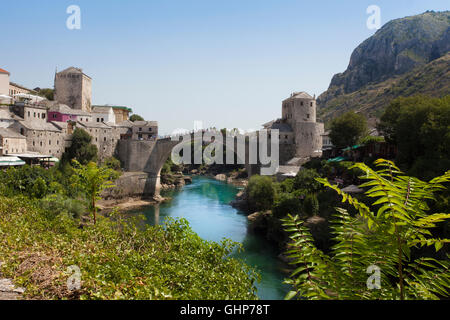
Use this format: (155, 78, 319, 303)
(215, 174, 227, 181)
(230, 190, 249, 212)
(183, 176, 193, 184)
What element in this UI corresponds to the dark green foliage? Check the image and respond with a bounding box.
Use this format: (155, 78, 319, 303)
(283, 159, 450, 300)
(36, 88, 54, 100)
(247, 175, 277, 211)
(303, 194, 319, 216)
(62, 128, 98, 165)
(103, 156, 122, 171)
(293, 168, 322, 194)
(378, 95, 450, 180)
(0, 165, 64, 199)
(129, 114, 144, 122)
(329, 111, 368, 148)
(273, 193, 302, 218)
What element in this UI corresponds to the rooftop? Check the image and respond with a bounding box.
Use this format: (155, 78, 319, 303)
(92, 105, 133, 112)
(284, 91, 314, 101)
(132, 120, 158, 127)
(19, 120, 61, 132)
(48, 103, 90, 115)
(0, 127, 26, 138)
(0, 68, 10, 75)
(57, 67, 92, 80)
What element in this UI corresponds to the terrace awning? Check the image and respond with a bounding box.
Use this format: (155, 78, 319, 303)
(0, 156, 26, 167)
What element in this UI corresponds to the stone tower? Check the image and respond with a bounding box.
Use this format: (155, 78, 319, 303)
(282, 92, 324, 157)
(54, 67, 92, 112)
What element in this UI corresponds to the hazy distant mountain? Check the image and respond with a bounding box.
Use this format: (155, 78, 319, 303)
(318, 11, 450, 122)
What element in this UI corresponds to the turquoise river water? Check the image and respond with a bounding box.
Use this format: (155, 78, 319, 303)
(132, 176, 290, 300)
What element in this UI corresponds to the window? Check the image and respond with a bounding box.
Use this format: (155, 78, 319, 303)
(53, 114, 57, 119)
(307, 114, 310, 119)
(97, 118, 100, 122)
(80, 118, 83, 121)
(139, 128, 142, 131)
(310, 102, 313, 107)
(42, 113, 46, 119)
(34, 112, 36, 117)
(104, 137, 106, 142)
(38, 113, 40, 118)
(28, 111, 30, 117)
(101, 118, 104, 122)
(49, 140, 51, 145)
(301, 102, 304, 106)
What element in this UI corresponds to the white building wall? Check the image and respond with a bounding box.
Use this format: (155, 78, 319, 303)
(0, 73, 9, 96)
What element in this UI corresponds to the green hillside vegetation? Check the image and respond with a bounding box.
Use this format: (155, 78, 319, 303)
(0, 164, 258, 300)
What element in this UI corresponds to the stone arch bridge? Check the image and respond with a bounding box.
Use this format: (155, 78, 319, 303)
(110, 133, 284, 198)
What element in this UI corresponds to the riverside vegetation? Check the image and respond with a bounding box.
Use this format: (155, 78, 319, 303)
(0, 131, 259, 300)
(237, 95, 450, 299)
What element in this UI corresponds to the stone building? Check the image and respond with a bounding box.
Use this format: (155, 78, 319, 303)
(0, 106, 22, 128)
(9, 121, 65, 157)
(0, 127, 27, 155)
(76, 121, 119, 162)
(281, 92, 324, 158)
(0, 68, 10, 96)
(91, 106, 116, 124)
(131, 121, 158, 140)
(111, 106, 132, 123)
(263, 91, 324, 165)
(47, 103, 92, 123)
(9, 82, 36, 97)
(54, 67, 92, 112)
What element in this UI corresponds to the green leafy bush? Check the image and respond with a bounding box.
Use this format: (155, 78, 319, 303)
(247, 175, 277, 211)
(282, 159, 450, 300)
(0, 197, 259, 300)
(273, 193, 302, 218)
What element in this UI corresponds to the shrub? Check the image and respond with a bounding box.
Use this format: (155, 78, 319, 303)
(282, 159, 450, 300)
(273, 193, 302, 218)
(0, 197, 259, 300)
(247, 175, 277, 211)
(303, 194, 319, 217)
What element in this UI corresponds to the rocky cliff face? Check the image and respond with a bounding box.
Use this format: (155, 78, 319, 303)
(318, 11, 450, 119)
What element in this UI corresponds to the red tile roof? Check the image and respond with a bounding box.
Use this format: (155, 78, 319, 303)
(0, 68, 9, 75)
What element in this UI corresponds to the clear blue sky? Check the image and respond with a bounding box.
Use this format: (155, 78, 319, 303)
(1, 0, 448, 134)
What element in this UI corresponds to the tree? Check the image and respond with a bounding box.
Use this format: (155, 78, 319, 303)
(36, 88, 54, 101)
(247, 175, 277, 211)
(329, 112, 368, 149)
(378, 95, 450, 180)
(282, 159, 450, 300)
(130, 114, 144, 122)
(293, 168, 322, 193)
(71, 160, 115, 224)
(63, 128, 98, 165)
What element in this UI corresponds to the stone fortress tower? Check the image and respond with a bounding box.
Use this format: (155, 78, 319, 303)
(282, 92, 324, 158)
(54, 67, 92, 112)
(263, 91, 324, 167)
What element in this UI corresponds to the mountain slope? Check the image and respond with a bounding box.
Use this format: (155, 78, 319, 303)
(318, 11, 450, 122)
(318, 52, 450, 121)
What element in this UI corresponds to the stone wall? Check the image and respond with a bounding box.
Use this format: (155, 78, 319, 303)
(102, 172, 159, 199)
